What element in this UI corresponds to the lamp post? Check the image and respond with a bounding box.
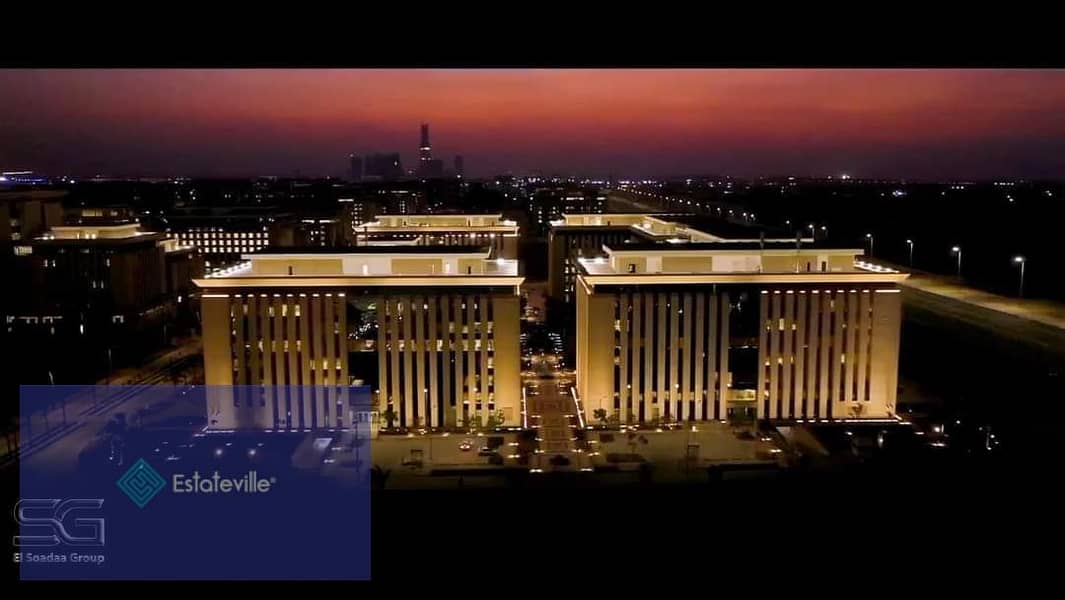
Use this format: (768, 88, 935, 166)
(1013, 255, 1026, 298)
(865, 233, 874, 257)
(951, 246, 962, 277)
(906, 239, 914, 267)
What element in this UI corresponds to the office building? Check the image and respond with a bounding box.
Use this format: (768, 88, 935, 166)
(454, 155, 464, 178)
(529, 186, 606, 236)
(0, 190, 65, 242)
(349, 153, 363, 182)
(548, 213, 810, 304)
(4, 221, 202, 382)
(195, 246, 523, 431)
(338, 197, 380, 244)
(272, 215, 343, 248)
(574, 241, 906, 425)
(364, 153, 404, 181)
(160, 206, 283, 271)
(354, 214, 519, 259)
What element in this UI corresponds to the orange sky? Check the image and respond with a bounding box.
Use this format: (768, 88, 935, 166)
(2, 69, 1064, 178)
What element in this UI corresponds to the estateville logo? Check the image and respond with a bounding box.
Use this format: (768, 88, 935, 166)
(116, 458, 276, 508)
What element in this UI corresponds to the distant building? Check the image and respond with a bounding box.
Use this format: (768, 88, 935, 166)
(424, 159, 445, 178)
(349, 154, 363, 182)
(454, 155, 464, 177)
(529, 186, 606, 236)
(354, 214, 519, 259)
(364, 153, 404, 181)
(3, 221, 203, 383)
(415, 124, 447, 179)
(419, 123, 432, 170)
(337, 197, 380, 244)
(272, 214, 343, 248)
(195, 245, 523, 430)
(0, 190, 65, 242)
(160, 206, 278, 271)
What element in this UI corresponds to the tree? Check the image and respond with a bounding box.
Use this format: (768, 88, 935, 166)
(382, 406, 398, 430)
(371, 465, 392, 490)
(486, 410, 506, 429)
(467, 414, 483, 431)
(593, 408, 608, 427)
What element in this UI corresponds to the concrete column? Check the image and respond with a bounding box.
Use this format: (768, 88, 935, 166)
(656, 293, 667, 420)
(856, 290, 871, 408)
(706, 293, 718, 421)
(428, 296, 439, 428)
(794, 291, 807, 419)
(716, 293, 729, 421)
(782, 291, 794, 420)
(768, 291, 781, 419)
(416, 294, 428, 427)
(643, 292, 654, 422)
(618, 293, 630, 424)
(668, 293, 680, 420)
(680, 293, 693, 421)
(696, 292, 707, 420)
(831, 291, 846, 415)
(403, 295, 415, 428)
(631, 293, 643, 422)
(441, 295, 453, 427)
(819, 291, 832, 420)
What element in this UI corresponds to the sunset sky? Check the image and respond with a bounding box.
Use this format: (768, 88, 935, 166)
(2, 69, 1064, 179)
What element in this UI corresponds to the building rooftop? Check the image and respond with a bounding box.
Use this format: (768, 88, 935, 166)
(666, 215, 792, 240)
(576, 243, 906, 283)
(604, 240, 850, 253)
(249, 244, 491, 255)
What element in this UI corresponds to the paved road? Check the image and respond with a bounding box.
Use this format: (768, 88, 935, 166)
(866, 259, 1065, 358)
(524, 369, 585, 471)
(6, 339, 203, 472)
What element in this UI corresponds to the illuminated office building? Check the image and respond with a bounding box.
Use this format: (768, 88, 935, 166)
(574, 240, 907, 424)
(195, 246, 523, 431)
(355, 214, 519, 259)
(548, 213, 806, 304)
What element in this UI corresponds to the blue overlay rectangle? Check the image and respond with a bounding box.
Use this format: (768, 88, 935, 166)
(16, 385, 372, 580)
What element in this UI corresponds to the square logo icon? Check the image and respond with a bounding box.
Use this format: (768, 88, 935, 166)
(116, 458, 167, 508)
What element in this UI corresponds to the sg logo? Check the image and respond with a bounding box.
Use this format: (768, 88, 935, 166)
(13, 499, 106, 547)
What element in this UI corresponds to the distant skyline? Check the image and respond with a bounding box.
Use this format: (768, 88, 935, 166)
(2, 69, 1065, 180)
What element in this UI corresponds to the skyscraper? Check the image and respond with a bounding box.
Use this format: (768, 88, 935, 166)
(454, 155, 464, 177)
(349, 153, 363, 182)
(419, 123, 432, 170)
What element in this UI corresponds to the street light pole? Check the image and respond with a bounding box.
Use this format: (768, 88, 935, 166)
(906, 239, 914, 267)
(1013, 256, 1026, 298)
(865, 233, 874, 257)
(951, 246, 962, 277)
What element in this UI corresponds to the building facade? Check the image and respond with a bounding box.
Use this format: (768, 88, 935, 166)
(3, 221, 202, 383)
(575, 243, 906, 424)
(548, 213, 811, 304)
(195, 246, 523, 431)
(355, 214, 519, 259)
